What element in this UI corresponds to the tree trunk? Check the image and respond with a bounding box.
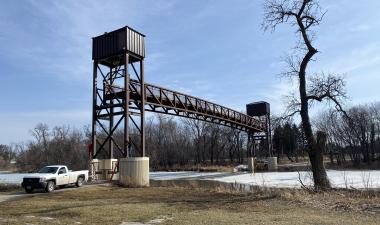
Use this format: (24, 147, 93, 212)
(300, 100, 330, 190)
(299, 49, 331, 190)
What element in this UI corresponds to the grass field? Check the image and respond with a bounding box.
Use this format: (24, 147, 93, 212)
(0, 184, 380, 225)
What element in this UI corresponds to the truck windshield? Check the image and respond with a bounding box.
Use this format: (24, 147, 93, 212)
(38, 167, 58, 174)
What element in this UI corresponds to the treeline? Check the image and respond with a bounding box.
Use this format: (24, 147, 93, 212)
(145, 116, 250, 168)
(0, 144, 16, 169)
(4, 115, 258, 171)
(4, 102, 380, 171)
(93, 115, 256, 169)
(272, 102, 380, 166)
(316, 102, 380, 165)
(14, 124, 89, 172)
(272, 122, 306, 162)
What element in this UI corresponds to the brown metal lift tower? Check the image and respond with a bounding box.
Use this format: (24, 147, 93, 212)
(92, 26, 146, 160)
(90, 26, 272, 185)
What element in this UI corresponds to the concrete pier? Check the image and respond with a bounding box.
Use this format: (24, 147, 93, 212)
(119, 157, 149, 187)
(267, 157, 278, 171)
(247, 157, 255, 173)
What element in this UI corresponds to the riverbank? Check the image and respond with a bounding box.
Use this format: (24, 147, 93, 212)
(0, 184, 380, 225)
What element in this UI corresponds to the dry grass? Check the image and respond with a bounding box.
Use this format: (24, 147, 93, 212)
(0, 184, 21, 194)
(278, 188, 380, 214)
(0, 184, 380, 225)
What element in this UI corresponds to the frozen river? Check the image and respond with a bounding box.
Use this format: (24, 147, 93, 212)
(150, 170, 380, 189)
(1, 170, 380, 189)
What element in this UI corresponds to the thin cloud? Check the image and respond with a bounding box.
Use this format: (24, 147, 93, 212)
(324, 42, 380, 74)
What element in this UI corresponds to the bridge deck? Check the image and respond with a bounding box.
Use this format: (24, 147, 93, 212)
(101, 80, 265, 133)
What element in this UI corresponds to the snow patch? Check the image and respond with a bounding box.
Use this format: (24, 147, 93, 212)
(120, 216, 173, 225)
(148, 216, 173, 224)
(150, 170, 380, 189)
(24, 216, 36, 218)
(40, 217, 54, 220)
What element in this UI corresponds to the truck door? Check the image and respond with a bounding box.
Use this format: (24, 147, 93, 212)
(57, 167, 69, 185)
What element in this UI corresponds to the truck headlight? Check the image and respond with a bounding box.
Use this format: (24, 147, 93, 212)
(39, 177, 46, 182)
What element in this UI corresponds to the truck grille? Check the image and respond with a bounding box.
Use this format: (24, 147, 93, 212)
(23, 178, 40, 183)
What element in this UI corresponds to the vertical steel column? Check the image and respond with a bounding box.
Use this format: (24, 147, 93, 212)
(246, 133, 250, 158)
(108, 67, 114, 159)
(250, 132, 255, 157)
(267, 113, 272, 157)
(91, 61, 98, 157)
(124, 54, 130, 157)
(247, 132, 251, 157)
(140, 60, 145, 157)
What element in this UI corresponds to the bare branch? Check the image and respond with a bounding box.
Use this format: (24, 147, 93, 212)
(297, 170, 315, 192)
(282, 92, 301, 119)
(262, 0, 298, 32)
(281, 54, 301, 78)
(280, 110, 301, 120)
(263, 0, 324, 52)
(306, 73, 349, 117)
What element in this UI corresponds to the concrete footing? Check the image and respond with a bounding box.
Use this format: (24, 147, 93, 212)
(91, 158, 100, 171)
(119, 157, 149, 187)
(91, 158, 117, 180)
(247, 157, 255, 173)
(267, 157, 278, 171)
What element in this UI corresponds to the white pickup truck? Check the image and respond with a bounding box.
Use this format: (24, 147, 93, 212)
(21, 165, 89, 193)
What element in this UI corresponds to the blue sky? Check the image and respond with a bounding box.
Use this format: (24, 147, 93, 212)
(0, 0, 379, 144)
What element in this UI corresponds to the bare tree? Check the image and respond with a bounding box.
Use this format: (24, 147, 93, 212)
(316, 103, 380, 167)
(17, 124, 88, 171)
(262, 0, 348, 190)
(0, 144, 16, 169)
(182, 118, 208, 164)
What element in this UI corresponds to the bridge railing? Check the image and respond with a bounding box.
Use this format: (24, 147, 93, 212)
(101, 79, 265, 132)
(132, 80, 265, 132)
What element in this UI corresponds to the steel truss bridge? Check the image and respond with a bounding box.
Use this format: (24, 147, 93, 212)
(91, 26, 271, 160)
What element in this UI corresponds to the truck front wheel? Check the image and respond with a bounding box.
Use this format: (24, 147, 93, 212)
(45, 181, 55, 192)
(76, 177, 84, 187)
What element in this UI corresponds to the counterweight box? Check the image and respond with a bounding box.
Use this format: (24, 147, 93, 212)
(246, 101, 270, 117)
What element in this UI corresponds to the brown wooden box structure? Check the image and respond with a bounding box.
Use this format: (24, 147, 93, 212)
(92, 26, 145, 62)
(246, 101, 270, 117)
